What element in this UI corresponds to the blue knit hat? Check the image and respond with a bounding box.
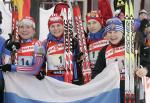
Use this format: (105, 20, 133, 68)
(105, 17, 123, 33)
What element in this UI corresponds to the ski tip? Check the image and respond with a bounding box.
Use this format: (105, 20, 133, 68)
(73, 3, 81, 16)
(54, 2, 69, 15)
(125, 1, 129, 18)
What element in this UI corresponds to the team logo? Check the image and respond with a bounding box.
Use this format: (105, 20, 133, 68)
(49, 16, 63, 22)
(110, 24, 116, 30)
(87, 11, 99, 18)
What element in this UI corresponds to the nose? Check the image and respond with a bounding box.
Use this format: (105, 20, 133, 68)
(109, 32, 113, 36)
(53, 26, 58, 30)
(88, 23, 92, 28)
(88, 24, 95, 30)
(89, 23, 94, 28)
(54, 27, 57, 30)
(22, 27, 26, 31)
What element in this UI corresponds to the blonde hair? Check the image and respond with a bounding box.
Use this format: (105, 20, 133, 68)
(18, 18, 35, 29)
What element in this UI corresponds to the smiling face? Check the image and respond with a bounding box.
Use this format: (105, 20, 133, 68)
(105, 31, 123, 45)
(18, 25, 35, 40)
(139, 13, 148, 20)
(87, 19, 102, 33)
(49, 23, 64, 37)
(118, 12, 125, 21)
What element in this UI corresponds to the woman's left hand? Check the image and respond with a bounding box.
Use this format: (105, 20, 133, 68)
(135, 67, 148, 78)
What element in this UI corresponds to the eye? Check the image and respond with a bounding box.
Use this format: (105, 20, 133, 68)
(87, 22, 91, 26)
(107, 32, 111, 35)
(26, 26, 31, 29)
(57, 24, 61, 27)
(50, 25, 55, 29)
(92, 21, 97, 24)
(19, 25, 24, 29)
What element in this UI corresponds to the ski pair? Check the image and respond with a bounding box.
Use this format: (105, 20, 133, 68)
(57, 1, 92, 84)
(72, 1, 91, 84)
(125, 0, 138, 102)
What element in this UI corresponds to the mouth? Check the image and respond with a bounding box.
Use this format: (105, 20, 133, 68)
(21, 33, 28, 36)
(54, 31, 61, 34)
(110, 38, 118, 41)
(90, 28, 96, 31)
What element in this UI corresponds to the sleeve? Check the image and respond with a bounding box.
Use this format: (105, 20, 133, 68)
(72, 38, 84, 84)
(135, 32, 150, 77)
(134, 32, 140, 51)
(139, 38, 150, 77)
(12, 41, 46, 75)
(140, 44, 150, 64)
(2, 39, 12, 65)
(2, 49, 11, 64)
(143, 55, 150, 77)
(92, 45, 108, 79)
(0, 37, 6, 64)
(146, 67, 150, 77)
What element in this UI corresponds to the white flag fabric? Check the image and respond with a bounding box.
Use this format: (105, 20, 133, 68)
(0, 0, 12, 39)
(39, 7, 54, 41)
(143, 77, 150, 103)
(3, 62, 120, 103)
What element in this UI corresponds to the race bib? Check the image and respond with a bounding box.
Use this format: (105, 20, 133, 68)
(18, 56, 33, 66)
(47, 54, 65, 70)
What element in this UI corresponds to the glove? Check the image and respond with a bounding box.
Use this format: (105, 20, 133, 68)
(0, 28, 2, 34)
(36, 71, 45, 80)
(77, 52, 84, 63)
(5, 41, 20, 51)
(77, 52, 84, 69)
(1, 64, 11, 72)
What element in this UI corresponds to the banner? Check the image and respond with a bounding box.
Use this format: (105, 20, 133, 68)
(3, 62, 120, 103)
(143, 77, 150, 103)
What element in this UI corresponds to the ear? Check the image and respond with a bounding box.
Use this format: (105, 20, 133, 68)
(33, 29, 36, 34)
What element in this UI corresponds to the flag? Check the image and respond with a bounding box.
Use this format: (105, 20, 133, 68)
(3, 62, 120, 103)
(12, 0, 30, 20)
(30, 0, 40, 39)
(98, 0, 113, 25)
(143, 77, 150, 103)
(23, 0, 30, 18)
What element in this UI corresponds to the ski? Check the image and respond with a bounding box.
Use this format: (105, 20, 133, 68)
(63, 8, 70, 82)
(9, 1, 20, 65)
(129, 0, 136, 102)
(60, 8, 73, 83)
(68, 0, 79, 82)
(73, 1, 91, 84)
(125, 1, 131, 102)
(67, 8, 74, 83)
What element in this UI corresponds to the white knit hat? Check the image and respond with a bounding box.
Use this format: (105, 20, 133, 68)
(18, 17, 35, 29)
(105, 17, 123, 33)
(139, 9, 148, 15)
